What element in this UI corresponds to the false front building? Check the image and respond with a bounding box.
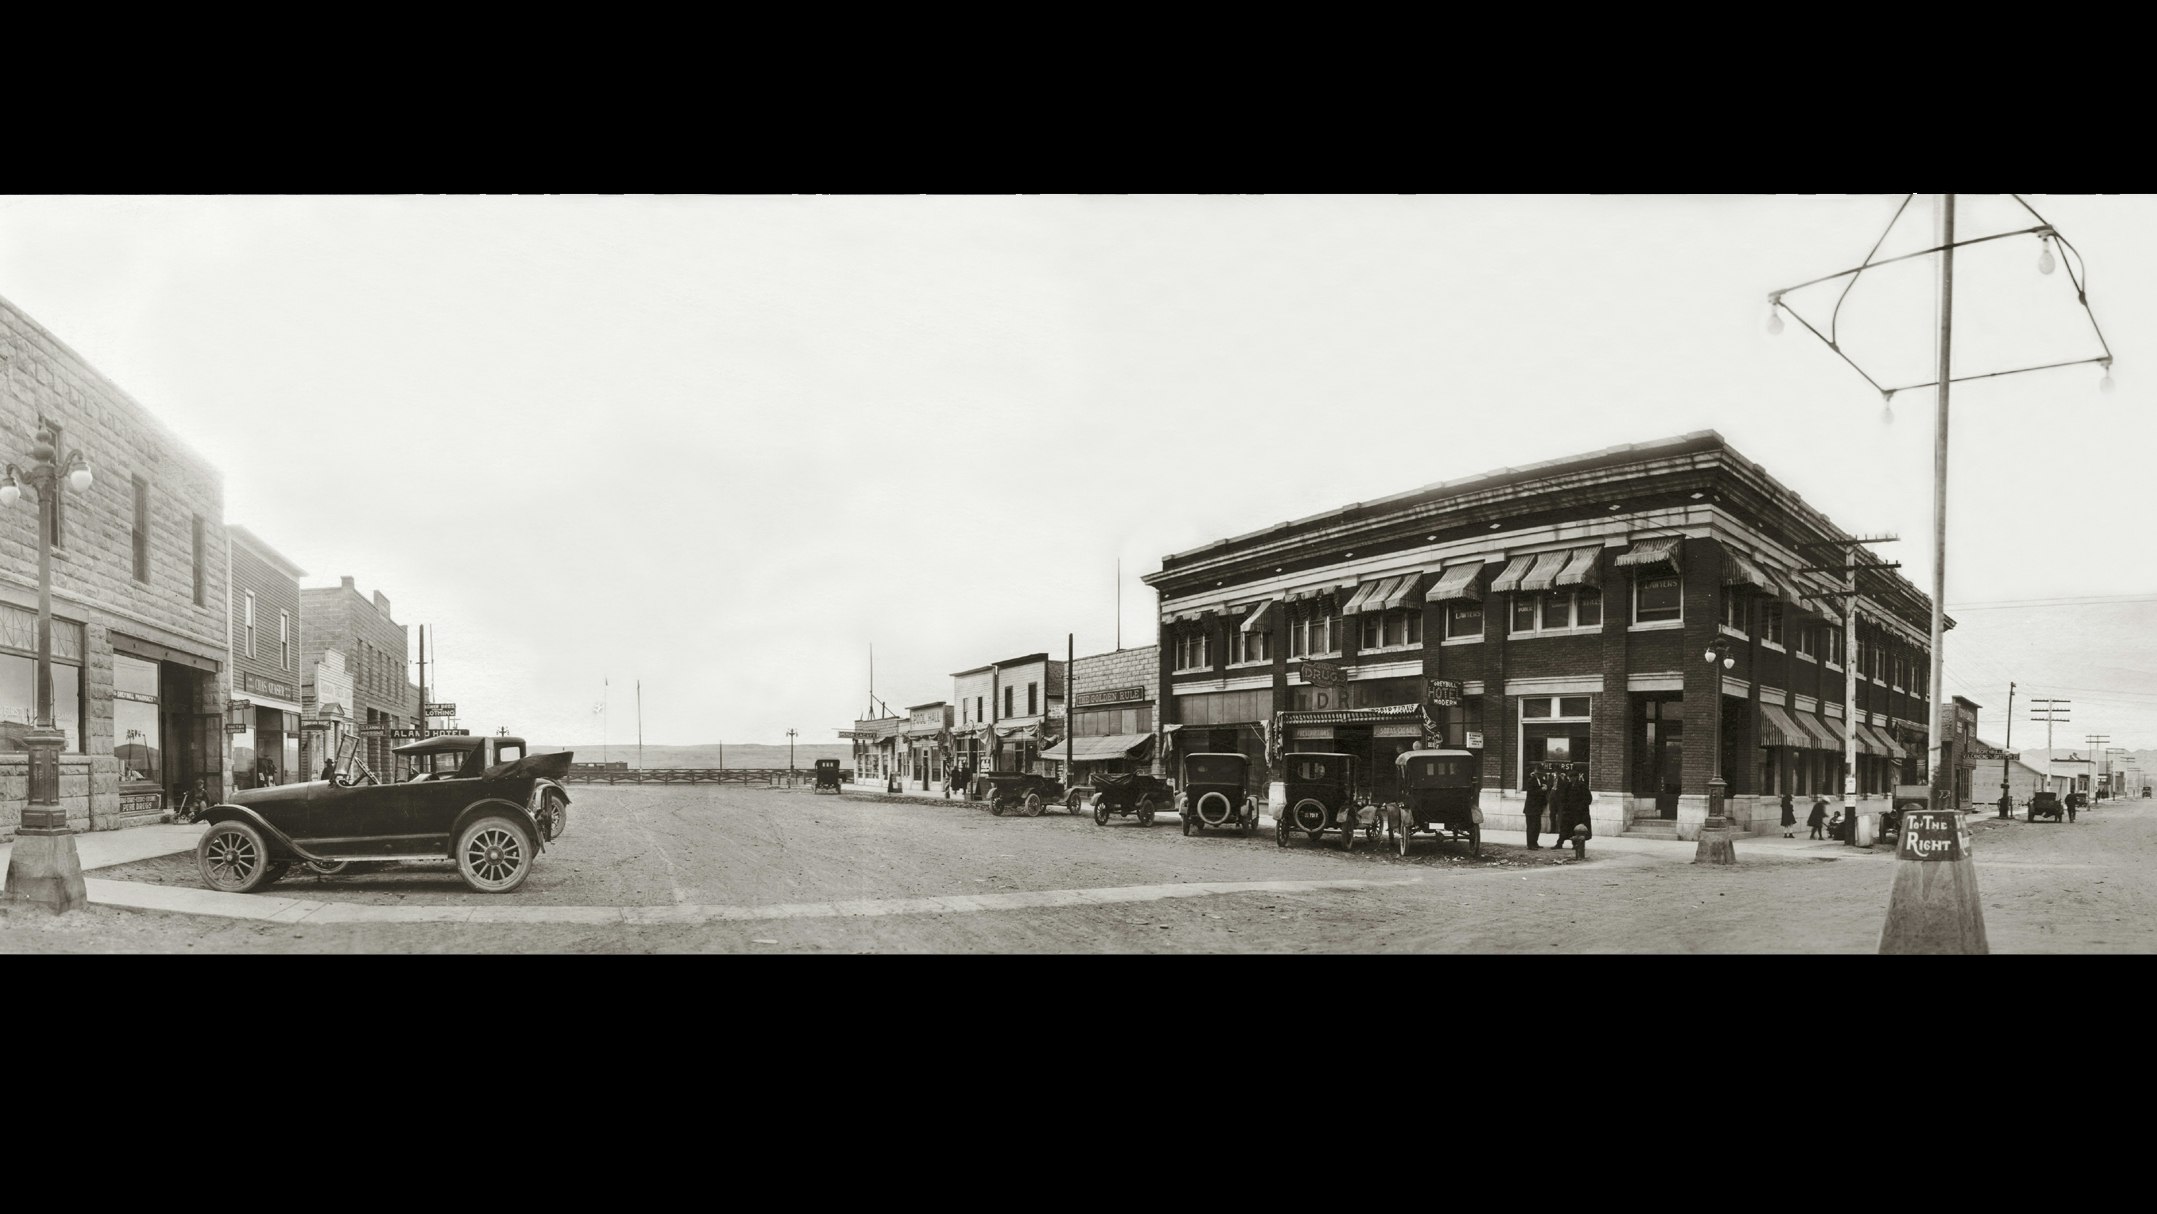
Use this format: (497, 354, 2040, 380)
(1141, 431, 1945, 840)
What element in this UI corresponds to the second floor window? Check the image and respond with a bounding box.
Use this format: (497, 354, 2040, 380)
(1720, 592, 1747, 633)
(192, 516, 205, 606)
(1174, 628, 1211, 672)
(244, 591, 256, 658)
(1288, 607, 1337, 658)
(1445, 600, 1484, 641)
(1634, 575, 1682, 624)
(131, 476, 149, 582)
(1359, 609, 1424, 650)
(1761, 602, 1784, 646)
(1027, 682, 1038, 716)
(1234, 626, 1272, 664)
(279, 610, 290, 670)
(1004, 686, 1015, 717)
(1513, 590, 1600, 636)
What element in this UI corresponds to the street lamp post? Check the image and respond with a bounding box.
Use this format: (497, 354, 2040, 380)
(1, 426, 95, 912)
(1695, 637, 1739, 865)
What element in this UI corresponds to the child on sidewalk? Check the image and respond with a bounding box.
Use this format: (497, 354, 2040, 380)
(1808, 797, 1829, 840)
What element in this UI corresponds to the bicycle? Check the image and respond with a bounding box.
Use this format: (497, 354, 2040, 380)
(170, 781, 210, 824)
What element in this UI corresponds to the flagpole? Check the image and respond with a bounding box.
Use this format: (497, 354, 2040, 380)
(637, 679, 643, 771)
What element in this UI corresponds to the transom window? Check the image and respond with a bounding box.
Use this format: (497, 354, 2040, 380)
(1358, 608, 1423, 650)
(1634, 575, 1682, 624)
(1520, 696, 1593, 721)
(1512, 589, 1600, 635)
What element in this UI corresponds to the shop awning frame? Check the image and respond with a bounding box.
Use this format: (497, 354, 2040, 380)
(1724, 550, 1779, 594)
(1614, 536, 1683, 575)
(1756, 703, 1811, 750)
(1342, 574, 1420, 615)
(1240, 598, 1280, 633)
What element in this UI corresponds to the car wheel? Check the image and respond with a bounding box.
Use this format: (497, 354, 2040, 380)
(1394, 819, 1410, 858)
(1137, 798, 1156, 827)
(1067, 789, 1083, 813)
(539, 792, 569, 842)
(456, 815, 536, 894)
(1469, 823, 1482, 858)
(1024, 793, 1044, 818)
(198, 821, 275, 894)
(989, 797, 1006, 817)
(304, 859, 350, 876)
(1092, 795, 1109, 827)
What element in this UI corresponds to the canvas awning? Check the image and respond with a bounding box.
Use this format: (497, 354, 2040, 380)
(1425, 563, 1484, 603)
(1724, 550, 1779, 594)
(1516, 551, 1572, 594)
(1342, 573, 1420, 615)
(1488, 554, 1539, 594)
(1553, 546, 1603, 589)
(1870, 724, 1914, 758)
(1790, 711, 1845, 752)
(1165, 605, 1209, 624)
(1614, 536, 1683, 574)
(1853, 722, 1895, 757)
(1240, 598, 1279, 633)
(1756, 703, 1812, 749)
(1057, 733, 1155, 763)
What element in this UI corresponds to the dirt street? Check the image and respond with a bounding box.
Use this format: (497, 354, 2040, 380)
(5, 788, 2153, 952)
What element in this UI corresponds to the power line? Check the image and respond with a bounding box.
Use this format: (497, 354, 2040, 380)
(1947, 594, 2157, 612)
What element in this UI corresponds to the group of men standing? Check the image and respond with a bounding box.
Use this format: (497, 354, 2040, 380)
(1524, 763, 1591, 849)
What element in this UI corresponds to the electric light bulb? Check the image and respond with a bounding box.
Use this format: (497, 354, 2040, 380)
(2039, 243, 2057, 275)
(0, 483, 16, 509)
(1767, 310, 1784, 336)
(1724, 657, 1736, 670)
(1705, 648, 1718, 663)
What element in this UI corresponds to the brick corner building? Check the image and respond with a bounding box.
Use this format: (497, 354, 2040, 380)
(1142, 431, 1945, 842)
(299, 576, 415, 779)
(226, 524, 306, 789)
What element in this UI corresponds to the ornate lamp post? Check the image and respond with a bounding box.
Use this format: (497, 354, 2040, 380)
(1694, 637, 1738, 865)
(2, 425, 95, 912)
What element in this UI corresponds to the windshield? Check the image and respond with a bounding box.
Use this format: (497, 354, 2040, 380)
(1185, 755, 1247, 784)
(1289, 757, 1343, 783)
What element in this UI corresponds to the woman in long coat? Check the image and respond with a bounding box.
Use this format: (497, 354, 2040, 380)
(1781, 792, 1797, 838)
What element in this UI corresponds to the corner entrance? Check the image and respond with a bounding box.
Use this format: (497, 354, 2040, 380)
(1632, 693, 1684, 820)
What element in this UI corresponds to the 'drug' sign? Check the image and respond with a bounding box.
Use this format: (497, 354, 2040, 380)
(1898, 809, 1968, 862)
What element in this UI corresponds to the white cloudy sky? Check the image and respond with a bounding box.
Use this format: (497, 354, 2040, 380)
(1, 194, 2151, 752)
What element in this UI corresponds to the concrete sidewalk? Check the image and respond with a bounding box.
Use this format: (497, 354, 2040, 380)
(0, 822, 205, 873)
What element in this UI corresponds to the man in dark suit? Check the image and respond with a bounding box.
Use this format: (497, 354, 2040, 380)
(1524, 764, 1551, 849)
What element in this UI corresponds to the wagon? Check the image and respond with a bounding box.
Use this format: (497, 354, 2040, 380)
(1275, 752, 1376, 850)
(1380, 749, 1482, 857)
(813, 758, 843, 794)
(1090, 771, 1173, 827)
(1177, 752, 1260, 837)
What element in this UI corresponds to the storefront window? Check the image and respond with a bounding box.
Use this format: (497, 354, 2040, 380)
(231, 725, 256, 789)
(114, 698, 161, 784)
(0, 653, 85, 755)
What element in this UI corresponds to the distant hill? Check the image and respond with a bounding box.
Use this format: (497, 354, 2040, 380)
(529, 742, 852, 769)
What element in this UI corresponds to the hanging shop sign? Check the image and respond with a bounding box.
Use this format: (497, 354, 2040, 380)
(1373, 723, 1423, 739)
(1464, 731, 1485, 749)
(1076, 687, 1145, 707)
(241, 672, 297, 702)
(1428, 679, 1463, 708)
(426, 702, 457, 716)
(1299, 660, 1345, 687)
(299, 719, 338, 732)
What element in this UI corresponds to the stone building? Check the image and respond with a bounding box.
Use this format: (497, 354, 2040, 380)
(225, 525, 305, 789)
(1, 293, 231, 837)
(1141, 432, 1943, 841)
(300, 576, 416, 779)
(301, 648, 355, 782)
(1045, 645, 1159, 785)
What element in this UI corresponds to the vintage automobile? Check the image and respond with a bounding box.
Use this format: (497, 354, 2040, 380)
(1090, 771, 1173, 826)
(813, 758, 844, 794)
(1275, 752, 1376, 850)
(1379, 749, 1482, 857)
(2027, 790, 2065, 822)
(972, 771, 1067, 817)
(193, 734, 572, 895)
(1177, 752, 1260, 837)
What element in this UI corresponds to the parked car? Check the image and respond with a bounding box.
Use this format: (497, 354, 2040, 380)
(971, 771, 1066, 817)
(1275, 752, 1375, 850)
(1177, 752, 1261, 837)
(194, 734, 571, 895)
(2027, 791, 2065, 822)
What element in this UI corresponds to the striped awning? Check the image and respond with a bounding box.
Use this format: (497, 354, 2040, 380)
(1239, 598, 1279, 633)
(1757, 704, 1811, 749)
(1553, 546, 1603, 588)
(1724, 550, 1779, 594)
(1516, 551, 1572, 593)
(1791, 711, 1845, 752)
(1342, 573, 1421, 615)
(1870, 725, 1914, 758)
(1425, 563, 1484, 603)
(1488, 554, 1539, 594)
(1853, 723, 1896, 757)
(1056, 733, 1155, 763)
(1614, 537, 1683, 573)
(1165, 605, 1206, 623)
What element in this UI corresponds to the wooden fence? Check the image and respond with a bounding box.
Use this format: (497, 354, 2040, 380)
(560, 767, 853, 786)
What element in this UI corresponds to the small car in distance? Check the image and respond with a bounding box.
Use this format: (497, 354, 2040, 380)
(2026, 791, 2065, 822)
(194, 734, 572, 895)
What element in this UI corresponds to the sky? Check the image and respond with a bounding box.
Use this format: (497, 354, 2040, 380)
(0, 194, 2151, 751)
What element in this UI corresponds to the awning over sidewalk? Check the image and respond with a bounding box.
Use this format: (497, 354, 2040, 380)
(1516, 551, 1572, 593)
(1425, 562, 1485, 603)
(1056, 733, 1155, 763)
(1723, 550, 1779, 594)
(1790, 711, 1845, 752)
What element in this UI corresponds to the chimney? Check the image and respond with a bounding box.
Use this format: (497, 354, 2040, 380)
(341, 576, 356, 592)
(373, 591, 393, 620)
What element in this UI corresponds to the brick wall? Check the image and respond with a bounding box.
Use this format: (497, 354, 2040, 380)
(2, 296, 230, 836)
(300, 579, 414, 774)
